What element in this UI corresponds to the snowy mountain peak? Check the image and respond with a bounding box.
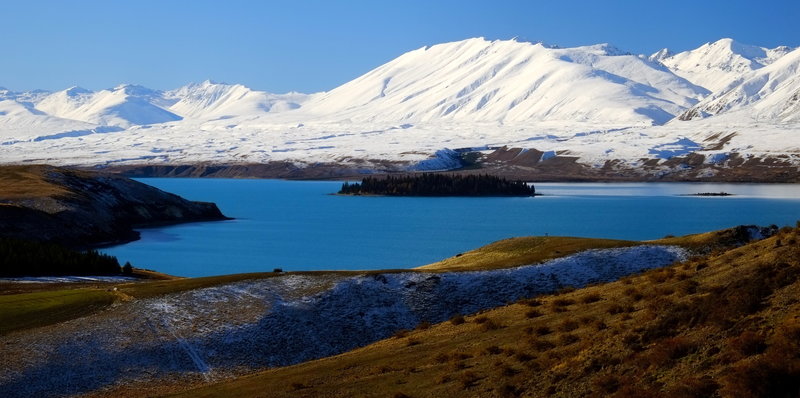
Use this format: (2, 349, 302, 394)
(648, 48, 673, 62)
(165, 81, 308, 119)
(655, 38, 795, 92)
(679, 46, 800, 122)
(63, 86, 91, 96)
(302, 37, 707, 125)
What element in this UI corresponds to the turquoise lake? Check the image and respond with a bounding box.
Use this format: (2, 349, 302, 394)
(102, 180, 800, 277)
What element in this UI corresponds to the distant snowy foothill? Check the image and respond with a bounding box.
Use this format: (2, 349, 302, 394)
(0, 37, 798, 171)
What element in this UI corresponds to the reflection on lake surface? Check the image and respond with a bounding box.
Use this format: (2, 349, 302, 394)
(102, 179, 800, 277)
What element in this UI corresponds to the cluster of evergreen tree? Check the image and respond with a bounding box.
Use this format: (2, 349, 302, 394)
(0, 238, 124, 277)
(339, 174, 535, 197)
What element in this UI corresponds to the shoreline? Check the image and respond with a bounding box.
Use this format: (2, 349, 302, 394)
(84, 157, 800, 184)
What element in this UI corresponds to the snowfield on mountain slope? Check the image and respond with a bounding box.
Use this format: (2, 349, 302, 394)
(652, 38, 793, 93)
(0, 37, 798, 169)
(0, 245, 687, 398)
(680, 46, 800, 122)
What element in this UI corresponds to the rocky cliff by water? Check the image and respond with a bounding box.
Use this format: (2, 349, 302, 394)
(0, 165, 228, 247)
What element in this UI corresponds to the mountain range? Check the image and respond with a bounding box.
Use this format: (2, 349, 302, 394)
(1, 37, 798, 180)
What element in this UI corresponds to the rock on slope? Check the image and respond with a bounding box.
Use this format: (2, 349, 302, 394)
(0, 165, 227, 246)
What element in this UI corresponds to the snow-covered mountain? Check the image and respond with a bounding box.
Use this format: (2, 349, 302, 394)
(301, 38, 707, 125)
(165, 80, 309, 119)
(0, 37, 798, 179)
(652, 38, 793, 93)
(34, 84, 182, 127)
(678, 46, 800, 123)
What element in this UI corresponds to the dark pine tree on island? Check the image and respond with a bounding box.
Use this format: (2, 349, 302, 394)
(339, 174, 535, 197)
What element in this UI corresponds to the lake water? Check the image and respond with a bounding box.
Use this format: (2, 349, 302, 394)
(102, 180, 800, 277)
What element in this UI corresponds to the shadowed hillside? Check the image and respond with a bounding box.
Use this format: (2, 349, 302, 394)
(171, 225, 800, 398)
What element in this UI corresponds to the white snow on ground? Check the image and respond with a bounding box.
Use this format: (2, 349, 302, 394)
(0, 245, 686, 397)
(0, 38, 798, 171)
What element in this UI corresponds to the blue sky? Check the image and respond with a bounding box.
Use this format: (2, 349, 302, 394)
(3, 0, 798, 93)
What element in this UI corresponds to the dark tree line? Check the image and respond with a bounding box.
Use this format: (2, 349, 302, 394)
(339, 174, 535, 197)
(0, 238, 124, 277)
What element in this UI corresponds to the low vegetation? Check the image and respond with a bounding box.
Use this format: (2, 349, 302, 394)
(338, 174, 535, 196)
(168, 224, 800, 398)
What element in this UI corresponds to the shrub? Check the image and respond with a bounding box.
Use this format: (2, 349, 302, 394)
(623, 287, 644, 301)
(416, 321, 431, 330)
(406, 338, 421, 347)
(552, 298, 575, 307)
(434, 352, 449, 363)
(485, 345, 503, 355)
(557, 333, 579, 346)
(593, 320, 608, 331)
(646, 336, 697, 367)
(534, 326, 552, 336)
(499, 365, 519, 377)
(718, 356, 800, 398)
(449, 314, 465, 325)
(666, 376, 719, 398)
(591, 373, 620, 394)
(500, 384, 523, 397)
(722, 330, 766, 361)
(459, 371, 480, 389)
(393, 329, 409, 339)
(528, 338, 555, 352)
(525, 309, 543, 319)
(514, 352, 534, 362)
(581, 293, 602, 303)
(480, 318, 502, 331)
(520, 298, 543, 307)
(558, 320, 579, 332)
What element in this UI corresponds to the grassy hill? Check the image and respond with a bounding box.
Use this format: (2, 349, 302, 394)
(168, 225, 800, 398)
(0, 165, 227, 247)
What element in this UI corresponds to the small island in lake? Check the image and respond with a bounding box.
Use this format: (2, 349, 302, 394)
(339, 174, 536, 196)
(683, 192, 734, 197)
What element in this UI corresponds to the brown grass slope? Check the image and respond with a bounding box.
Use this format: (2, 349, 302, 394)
(172, 226, 800, 398)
